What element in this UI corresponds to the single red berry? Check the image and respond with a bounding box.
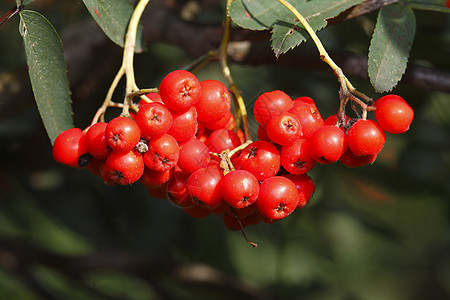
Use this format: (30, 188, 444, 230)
(144, 134, 179, 171)
(266, 112, 302, 145)
(140, 167, 173, 187)
(186, 164, 224, 209)
(339, 148, 377, 168)
(178, 138, 211, 174)
(202, 110, 235, 131)
(308, 125, 346, 164)
(53, 128, 88, 168)
(253, 90, 293, 128)
(165, 171, 192, 207)
(374, 94, 414, 134)
(289, 98, 324, 139)
(220, 170, 260, 209)
(135, 102, 173, 140)
(104, 150, 144, 185)
(86, 122, 110, 160)
(195, 80, 231, 123)
(239, 140, 281, 181)
(256, 176, 299, 220)
(105, 116, 141, 152)
(167, 106, 198, 142)
(280, 173, 315, 209)
(347, 119, 385, 156)
(280, 139, 316, 175)
(159, 70, 201, 112)
(205, 129, 241, 154)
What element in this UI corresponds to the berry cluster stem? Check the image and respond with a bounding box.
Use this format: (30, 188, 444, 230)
(276, 0, 374, 123)
(91, 0, 150, 126)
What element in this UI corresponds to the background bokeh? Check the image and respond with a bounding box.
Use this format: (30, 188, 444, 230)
(0, 1, 449, 299)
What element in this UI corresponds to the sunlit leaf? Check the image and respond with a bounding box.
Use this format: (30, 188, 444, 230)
(82, 0, 145, 52)
(19, 10, 73, 144)
(368, 4, 416, 93)
(229, 0, 363, 57)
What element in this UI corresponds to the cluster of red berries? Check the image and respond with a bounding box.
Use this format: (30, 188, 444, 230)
(52, 69, 414, 230)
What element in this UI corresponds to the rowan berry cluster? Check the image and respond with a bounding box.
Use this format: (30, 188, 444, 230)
(52, 69, 414, 231)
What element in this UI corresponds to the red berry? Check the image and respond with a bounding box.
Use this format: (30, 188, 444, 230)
(253, 90, 293, 128)
(140, 167, 173, 187)
(266, 112, 302, 145)
(347, 119, 385, 156)
(159, 70, 201, 111)
(86, 122, 110, 160)
(256, 176, 299, 220)
(205, 129, 241, 154)
(144, 134, 179, 171)
(135, 102, 173, 140)
(105, 116, 141, 152)
(53, 128, 88, 168)
(339, 148, 377, 168)
(167, 106, 198, 142)
(374, 94, 414, 134)
(166, 171, 192, 207)
(280, 173, 315, 209)
(186, 164, 224, 209)
(308, 125, 346, 164)
(104, 150, 144, 185)
(203, 110, 235, 131)
(178, 138, 211, 174)
(289, 98, 324, 139)
(220, 170, 259, 209)
(195, 80, 231, 123)
(239, 140, 281, 181)
(280, 139, 316, 175)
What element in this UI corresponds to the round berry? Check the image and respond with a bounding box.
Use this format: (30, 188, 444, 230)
(105, 116, 141, 152)
(253, 90, 293, 128)
(239, 140, 281, 181)
(159, 70, 201, 111)
(195, 80, 231, 123)
(339, 148, 377, 168)
(308, 125, 346, 164)
(266, 112, 302, 145)
(280, 173, 315, 209)
(256, 176, 299, 220)
(104, 150, 144, 185)
(205, 129, 241, 154)
(140, 167, 173, 187)
(144, 134, 179, 171)
(374, 94, 414, 134)
(166, 171, 192, 207)
(280, 139, 316, 175)
(289, 98, 324, 139)
(86, 122, 110, 160)
(220, 170, 259, 209)
(167, 106, 198, 142)
(53, 128, 88, 168)
(347, 119, 385, 156)
(186, 164, 224, 208)
(178, 138, 211, 174)
(135, 102, 173, 140)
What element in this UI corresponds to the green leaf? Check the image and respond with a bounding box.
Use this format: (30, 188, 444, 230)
(82, 0, 145, 52)
(368, 4, 416, 93)
(229, 0, 363, 57)
(19, 10, 74, 144)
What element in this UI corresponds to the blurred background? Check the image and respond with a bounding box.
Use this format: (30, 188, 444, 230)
(0, 0, 449, 299)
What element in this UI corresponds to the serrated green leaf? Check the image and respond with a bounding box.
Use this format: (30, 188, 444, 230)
(19, 10, 73, 144)
(368, 5, 416, 93)
(82, 0, 145, 52)
(229, 0, 362, 57)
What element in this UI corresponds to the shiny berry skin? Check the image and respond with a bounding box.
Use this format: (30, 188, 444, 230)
(167, 106, 198, 142)
(374, 95, 414, 134)
(105, 117, 141, 152)
(205, 129, 241, 154)
(280, 139, 316, 175)
(159, 70, 201, 112)
(347, 119, 385, 156)
(86, 122, 110, 160)
(339, 148, 377, 168)
(135, 102, 173, 140)
(239, 140, 281, 181)
(280, 174, 315, 209)
(256, 176, 299, 220)
(289, 98, 324, 139)
(186, 164, 224, 209)
(266, 112, 302, 146)
(253, 90, 293, 128)
(203, 110, 235, 131)
(53, 128, 88, 168)
(104, 150, 144, 185)
(166, 171, 192, 207)
(178, 138, 211, 174)
(144, 134, 179, 171)
(195, 80, 231, 123)
(308, 125, 346, 164)
(220, 170, 260, 209)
